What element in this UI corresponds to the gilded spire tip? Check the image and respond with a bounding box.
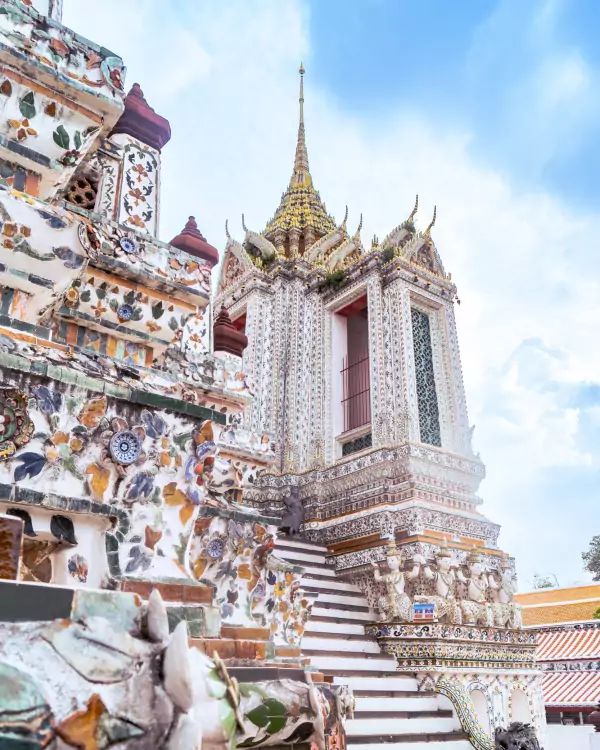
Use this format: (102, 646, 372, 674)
(291, 62, 310, 187)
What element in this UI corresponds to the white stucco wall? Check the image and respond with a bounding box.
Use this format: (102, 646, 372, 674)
(547, 724, 594, 750)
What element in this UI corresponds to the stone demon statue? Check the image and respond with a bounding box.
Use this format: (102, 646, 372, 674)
(280, 485, 304, 536)
(494, 722, 543, 750)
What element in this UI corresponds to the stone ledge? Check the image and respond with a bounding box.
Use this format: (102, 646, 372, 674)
(190, 637, 267, 661)
(119, 577, 214, 605)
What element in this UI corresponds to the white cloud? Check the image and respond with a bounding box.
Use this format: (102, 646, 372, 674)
(62, 0, 599, 588)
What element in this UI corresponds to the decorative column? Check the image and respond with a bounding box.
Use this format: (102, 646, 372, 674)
(104, 84, 171, 237)
(441, 302, 472, 455)
(273, 229, 286, 256)
(213, 306, 248, 365)
(367, 274, 388, 448)
(169, 216, 219, 358)
(382, 278, 410, 445)
(288, 228, 301, 259)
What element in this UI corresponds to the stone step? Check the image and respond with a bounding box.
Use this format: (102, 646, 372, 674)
(301, 635, 381, 654)
(354, 711, 453, 721)
(324, 666, 408, 685)
(298, 565, 337, 578)
(304, 620, 366, 636)
(275, 548, 328, 565)
(333, 675, 419, 692)
(355, 695, 439, 713)
(311, 599, 370, 612)
(311, 592, 369, 608)
(346, 717, 460, 736)
(303, 630, 372, 643)
(306, 654, 397, 672)
(301, 577, 362, 594)
(300, 569, 339, 582)
(275, 537, 328, 553)
(346, 738, 472, 750)
(311, 606, 373, 621)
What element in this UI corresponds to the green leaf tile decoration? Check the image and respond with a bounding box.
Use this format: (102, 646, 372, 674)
(19, 91, 36, 119)
(53, 124, 70, 150)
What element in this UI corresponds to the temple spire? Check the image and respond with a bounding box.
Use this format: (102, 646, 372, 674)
(291, 63, 311, 188)
(262, 63, 336, 252)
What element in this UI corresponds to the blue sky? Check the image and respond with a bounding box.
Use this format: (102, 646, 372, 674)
(63, 0, 600, 589)
(309, 0, 600, 210)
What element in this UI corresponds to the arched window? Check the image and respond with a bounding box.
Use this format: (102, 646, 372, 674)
(511, 688, 531, 724)
(471, 688, 491, 735)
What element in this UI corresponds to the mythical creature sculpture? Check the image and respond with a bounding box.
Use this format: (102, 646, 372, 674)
(372, 545, 421, 621)
(280, 485, 304, 536)
(456, 549, 494, 626)
(494, 722, 543, 750)
(418, 543, 462, 624)
(488, 558, 523, 628)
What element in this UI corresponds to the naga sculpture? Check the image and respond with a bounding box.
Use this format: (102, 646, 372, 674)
(280, 485, 304, 536)
(494, 722, 543, 750)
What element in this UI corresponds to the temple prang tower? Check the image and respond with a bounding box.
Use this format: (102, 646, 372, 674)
(0, 4, 548, 744)
(216, 66, 493, 572)
(215, 66, 548, 746)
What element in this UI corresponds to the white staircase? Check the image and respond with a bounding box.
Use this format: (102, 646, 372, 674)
(275, 537, 473, 750)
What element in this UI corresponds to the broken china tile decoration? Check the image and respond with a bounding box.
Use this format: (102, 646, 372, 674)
(0, 1, 125, 198)
(0, 589, 339, 749)
(119, 140, 158, 234)
(0, 185, 212, 326)
(0, 2, 124, 99)
(61, 272, 199, 346)
(0, 78, 99, 164)
(189, 514, 312, 645)
(79, 216, 213, 299)
(0, 381, 262, 586)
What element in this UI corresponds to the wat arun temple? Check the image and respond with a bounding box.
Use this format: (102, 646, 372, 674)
(0, 2, 549, 749)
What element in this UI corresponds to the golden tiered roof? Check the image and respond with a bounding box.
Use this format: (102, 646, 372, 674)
(263, 65, 336, 246)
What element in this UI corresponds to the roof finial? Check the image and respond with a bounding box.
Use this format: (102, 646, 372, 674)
(425, 205, 437, 236)
(225, 219, 230, 239)
(241, 213, 248, 232)
(341, 205, 348, 231)
(355, 213, 363, 236)
(291, 63, 311, 187)
(408, 194, 419, 223)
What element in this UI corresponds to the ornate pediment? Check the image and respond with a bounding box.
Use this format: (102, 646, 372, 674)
(216, 238, 255, 296)
(404, 235, 447, 278)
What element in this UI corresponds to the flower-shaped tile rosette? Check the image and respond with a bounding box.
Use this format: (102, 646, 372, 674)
(99, 417, 146, 478)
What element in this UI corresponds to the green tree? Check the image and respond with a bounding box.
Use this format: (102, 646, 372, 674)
(582, 535, 600, 581)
